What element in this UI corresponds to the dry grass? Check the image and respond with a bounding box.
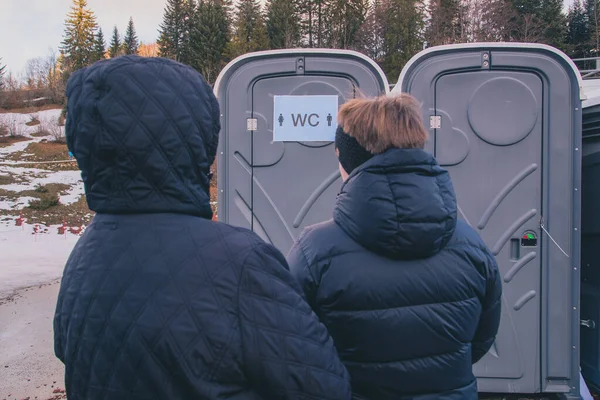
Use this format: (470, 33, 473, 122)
(25, 115, 41, 127)
(8, 141, 70, 162)
(31, 131, 51, 137)
(0, 136, 30, 148)
(210, 162, 218, 216)
(0, 183, 69, 202)
(0, 174, 17, 185)
(21, 183, 70, 198)
(1, 183, 92, 226)
(17, 195, 93, 226)
(0, 104, 62, 114)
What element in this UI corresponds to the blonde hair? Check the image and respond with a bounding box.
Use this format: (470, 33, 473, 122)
(337, 93, 429, 154)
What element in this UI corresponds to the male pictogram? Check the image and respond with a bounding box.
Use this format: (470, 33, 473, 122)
(327, 113, 332, 126)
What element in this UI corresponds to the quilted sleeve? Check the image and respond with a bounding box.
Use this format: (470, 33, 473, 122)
(238, 241, 351, 400)
(53, 295, 65, 363)
(287, 239, 317, 309)
(472, 248, 503, 364)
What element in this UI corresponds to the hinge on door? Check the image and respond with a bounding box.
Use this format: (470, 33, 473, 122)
(430, 115, 441, 130)
(247, 118, 257, 131)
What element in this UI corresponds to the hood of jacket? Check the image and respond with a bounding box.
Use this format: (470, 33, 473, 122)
(65, 55, 220, 218)
(333, 148, 457, 259)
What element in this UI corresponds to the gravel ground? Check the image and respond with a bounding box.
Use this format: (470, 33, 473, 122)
(0, 281, 66, 400)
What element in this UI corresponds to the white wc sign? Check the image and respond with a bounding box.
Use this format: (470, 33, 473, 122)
(273, 95, 339, 142)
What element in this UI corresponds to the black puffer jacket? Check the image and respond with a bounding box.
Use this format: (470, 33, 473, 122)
(288, 148, 502, 400)
(53, 56, 351, 400)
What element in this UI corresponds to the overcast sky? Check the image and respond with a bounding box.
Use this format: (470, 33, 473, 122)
(0, 0, 578, 75)
(0, 0, 166, 74)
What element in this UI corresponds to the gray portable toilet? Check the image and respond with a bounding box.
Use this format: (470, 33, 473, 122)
(581, 79, 600, 390)
(214, 49, 389, 253)
(394, 43, 583, 397)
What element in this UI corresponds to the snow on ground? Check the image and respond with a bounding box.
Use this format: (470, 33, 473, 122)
(0, 109, 83, 211)
(0, 109, 62, 137)
(0, 219, 80, 299)
(59, 183, 84, 206)
(0, 109, 83, 296)
(0, 196, 38, 211)
(0, 170, 82, 192)
(0, 109, 64, 158)
(0, 167, 83, 210)
(0, 138, 34, 157)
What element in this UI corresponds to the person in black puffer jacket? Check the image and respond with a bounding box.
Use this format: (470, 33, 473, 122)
(288, 94, 502, 400)
(53, 56, 351, 400)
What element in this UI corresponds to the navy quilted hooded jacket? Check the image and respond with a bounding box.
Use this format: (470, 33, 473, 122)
(288, 148, 502, 400)
(53, 56, 351, 400)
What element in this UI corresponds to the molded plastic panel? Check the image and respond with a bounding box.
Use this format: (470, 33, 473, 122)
(215, 49, 389, 254)
(396, 43, 582, 396)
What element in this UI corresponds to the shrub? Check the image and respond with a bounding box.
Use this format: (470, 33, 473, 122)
(32, 116, 51, 137)
(7, 119, 25, 137)
(34, 183, 49, 193)
(0, 119, 8, 137)
(28, 193, 60, 210)
(26, 114, 40, 127)
(47, 120, 66, 143)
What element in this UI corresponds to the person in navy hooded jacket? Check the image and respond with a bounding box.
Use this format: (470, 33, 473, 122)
(53, 55, 351, 400)
(288, 94, 502, 400)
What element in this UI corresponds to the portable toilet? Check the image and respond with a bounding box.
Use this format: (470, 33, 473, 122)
(215, 44, 583, 398)
(581, 78, 600, 391)
(214, 49, 389, 251)
(393, 43, 583, 397)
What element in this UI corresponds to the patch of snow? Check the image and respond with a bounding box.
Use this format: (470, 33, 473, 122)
(0, 110, 65, 157)
(0, 219, 80, 298)
(59, 183, 85, 206)
(0, 166, 46, 175)
(0, 109, 61, 128)
(38, 170, 81, 186)
(0, 170, 82, 193)
(0, 139, 34, 157)
(0, 196, 37, 210)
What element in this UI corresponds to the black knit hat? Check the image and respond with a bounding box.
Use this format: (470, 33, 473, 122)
(335, 126, 374, 174)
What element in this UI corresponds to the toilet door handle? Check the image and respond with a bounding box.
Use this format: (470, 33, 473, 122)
(581, 319, 596, 329)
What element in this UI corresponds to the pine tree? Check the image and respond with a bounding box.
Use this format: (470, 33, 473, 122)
(190, 0, 230, 83)
(265, 0, 301, 49)
(538, 0, 567, 50)
(587, 0, 600, 56)
(124, 17, 140, 55)
(426, 0, 464, 46)
(567, 0, 590, 60)
(300, 0, 332, 47)
(109, 26, 122, 58)
(473, 0, 511, 41)
(92, 27, 107, 62)
(0, 58, 6, 90)
(157, 0, 188, 61)
(328, 0, 369, 48)
(353, 0, 386, 62)
(382, 0, 426, 82)
(228, 0, 269, 57)
(497, 0, 565, 46)
(180, 0, 198, 65)
(60, 0, 98, 71)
